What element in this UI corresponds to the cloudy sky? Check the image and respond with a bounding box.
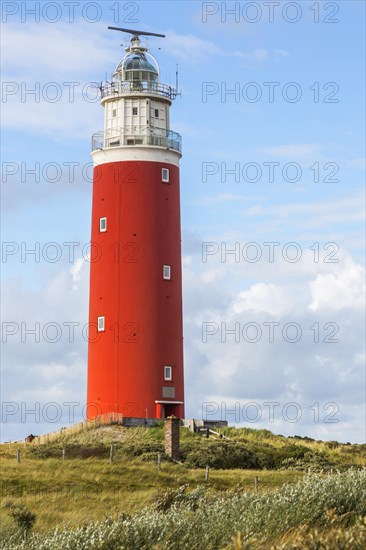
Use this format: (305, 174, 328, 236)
(1, 1, 365, 443)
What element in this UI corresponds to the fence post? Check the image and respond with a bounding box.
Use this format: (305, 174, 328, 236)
(16, 449, 20, 463)
(205, 465, 210, 481)
(254, 476, 259, 490)
(157, 452, 161, 471)
(62, 447, 66, 460)
(110, 444, 114, 463)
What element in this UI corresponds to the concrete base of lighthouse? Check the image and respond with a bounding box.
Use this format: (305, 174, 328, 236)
(85, 414, 228, 431)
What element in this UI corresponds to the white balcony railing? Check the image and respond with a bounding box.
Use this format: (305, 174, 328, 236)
(92, 127, 182, 154)
(100, 81, 177, 101)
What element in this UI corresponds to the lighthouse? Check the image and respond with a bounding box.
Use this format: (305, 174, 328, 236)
(87, 27, 184, 420)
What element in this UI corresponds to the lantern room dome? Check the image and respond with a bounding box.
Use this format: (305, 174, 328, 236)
(124, 53, 158, 73)
(114, 50, 159, 82)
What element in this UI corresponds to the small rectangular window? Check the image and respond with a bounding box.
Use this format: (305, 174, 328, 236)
(154, 109, 159, 118)
(164, 366, 172, 381)
(112, 109, 117, 117)
(97, 316, 105, 332)
(99, 217, 107, 232)
(163, 265, 171, 280)
(162, 168, 169, 182)
(133, 107, 138, 115)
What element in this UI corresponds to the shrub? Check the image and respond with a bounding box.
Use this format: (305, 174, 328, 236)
(280, 451, 334, 472)
(181, 441, 261, 469)
(3, 502, 36, 533)
(29, 444, 107, 459)
(153, 484, 207, 512)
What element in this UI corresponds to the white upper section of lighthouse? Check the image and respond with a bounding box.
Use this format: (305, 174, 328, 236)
(92, 31, 181, 159)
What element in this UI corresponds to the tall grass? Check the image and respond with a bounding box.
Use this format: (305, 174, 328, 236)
(2, 469, 365, 549)
(1, 424, 365, 548)
(0, 456, 302, 533)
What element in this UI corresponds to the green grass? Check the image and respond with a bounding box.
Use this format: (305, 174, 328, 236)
(1, 423, 365, 546)
(0, 456, 302, 532)
(1, 469, 365, 549)
(3, 424, 364, 469)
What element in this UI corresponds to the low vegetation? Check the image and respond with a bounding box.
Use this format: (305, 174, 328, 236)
(1, 470, 365, 549)
(0, 424, 365, 548)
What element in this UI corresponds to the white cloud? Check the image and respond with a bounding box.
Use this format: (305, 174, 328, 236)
(1, 21, 114, 77)
(201, 267, 226, 284)
(234, 48, 269, 61)
(199, 194, 254, 204)
(353, 352, 365, 366)
(259, 143, 326, 159)
(182, 255, 193, 267)
(162, 31, 223, 64)
(2, 237, 365, 442)
(2, 96, 99, 139)
(2, 258, 89, 372)
(1, 21, 116, 138)
(162, 30, 287, 66)
(243, 192, 365, 228)
(243, 205, 266, 216)
(231, 283, 295, 316)
(70, 258, 85, 289)
(182, 236, 365, 442)
(275, 49, 290, 58)
(309, 259, 365, 311)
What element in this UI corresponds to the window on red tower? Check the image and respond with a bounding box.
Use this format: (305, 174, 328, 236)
(99, 217, 107, 232)
(163, 265, 171, 280)
(97, 316, 105, 332)
(164, 366, 172, 381)
(162, 168, 169, 182)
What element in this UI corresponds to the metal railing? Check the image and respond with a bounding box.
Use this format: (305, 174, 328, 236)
(100, 80, 177, 101)
(92, 127, 182, 153)
(92, 131, 104, 150)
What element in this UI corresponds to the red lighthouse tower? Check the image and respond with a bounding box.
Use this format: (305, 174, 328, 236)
(87, 28, 184, 420)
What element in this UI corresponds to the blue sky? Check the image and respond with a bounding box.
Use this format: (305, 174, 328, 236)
(1, 1, 365, 442)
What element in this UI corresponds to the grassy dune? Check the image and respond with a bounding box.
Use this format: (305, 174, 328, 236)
(0, 424, 365, 548)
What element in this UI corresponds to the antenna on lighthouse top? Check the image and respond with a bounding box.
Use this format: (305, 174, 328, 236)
(108, 26, 166, 38)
